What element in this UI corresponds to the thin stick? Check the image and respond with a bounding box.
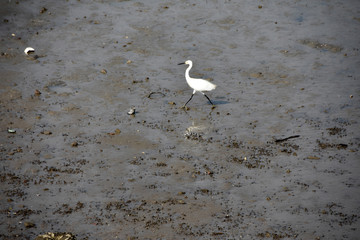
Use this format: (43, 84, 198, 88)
(275, 135, 300, 143)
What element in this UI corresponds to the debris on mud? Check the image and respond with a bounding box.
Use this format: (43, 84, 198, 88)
(327, 126, 346, 136)
(24, 221, 36, 228)
(317, 140, 348, 150)
(107, 128, 121, 135)
(40, 7, 48, 14)
(299, 39, 343, 53)
(35, 232, 76, 240)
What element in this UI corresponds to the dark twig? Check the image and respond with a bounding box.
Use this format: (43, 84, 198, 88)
(275, 135, 300, 143)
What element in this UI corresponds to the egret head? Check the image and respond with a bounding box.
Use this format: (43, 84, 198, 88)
(178, 60, 192, 65)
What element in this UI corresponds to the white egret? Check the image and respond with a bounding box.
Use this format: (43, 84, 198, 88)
(178, 60, 216, 108)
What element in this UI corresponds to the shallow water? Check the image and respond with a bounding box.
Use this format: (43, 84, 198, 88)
(1, 0, 360, 239)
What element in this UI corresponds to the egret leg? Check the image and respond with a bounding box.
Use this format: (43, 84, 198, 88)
(183, 94, 194, 107)
(204, 94, 214, 106)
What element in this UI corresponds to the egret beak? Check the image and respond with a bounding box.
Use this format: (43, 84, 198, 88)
(178, 62, 185, 65)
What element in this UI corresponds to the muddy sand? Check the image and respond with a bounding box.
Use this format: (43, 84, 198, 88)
(1, 0, 359, 239)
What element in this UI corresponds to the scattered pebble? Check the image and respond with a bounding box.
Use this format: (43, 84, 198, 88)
(40, 7, 47, 14)
(24, 222, 36, 228)
(100, 69, 107, 74)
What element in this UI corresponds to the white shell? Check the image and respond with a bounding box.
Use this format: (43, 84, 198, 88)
(127, 107, 136, 115)
(24, 47, 35, 55)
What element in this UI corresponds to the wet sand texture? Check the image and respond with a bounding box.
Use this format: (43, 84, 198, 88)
(1, 1, 359, 239)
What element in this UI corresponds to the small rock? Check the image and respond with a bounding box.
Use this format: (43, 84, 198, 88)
(200, 189, 209, 194)
(71, 142, 78, 147)
(40, 7, 48, 14)
(42, 130, 52, 135)
(177, 199, 186, 204)
(35, 89, 41, 96)
(100, 69, 107, 74)
(107, 129, 121, 136)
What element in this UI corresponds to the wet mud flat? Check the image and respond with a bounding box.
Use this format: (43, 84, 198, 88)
(1, 0, 360, 239)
